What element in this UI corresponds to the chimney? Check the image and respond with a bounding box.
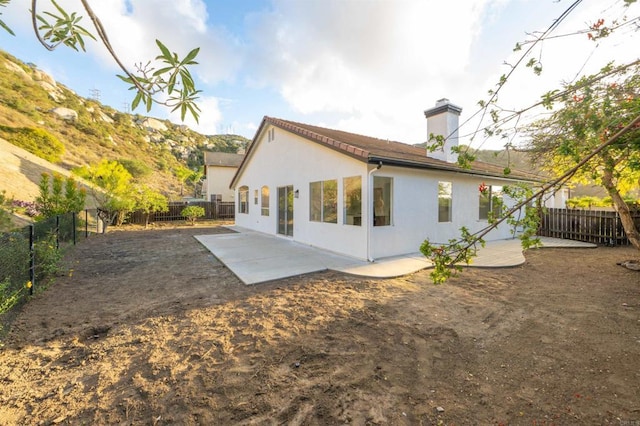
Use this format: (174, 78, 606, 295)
(424, 98, 462, 163)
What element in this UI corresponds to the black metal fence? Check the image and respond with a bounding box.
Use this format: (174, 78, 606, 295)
(538, 207, 640, 245)
(0, 210, 100, 335)
(127, 200, 235, 225)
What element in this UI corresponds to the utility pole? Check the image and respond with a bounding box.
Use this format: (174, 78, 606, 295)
(90, 88, 101, 102)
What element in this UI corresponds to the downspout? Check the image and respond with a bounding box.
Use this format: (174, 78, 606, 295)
(366, 161, 383, 262)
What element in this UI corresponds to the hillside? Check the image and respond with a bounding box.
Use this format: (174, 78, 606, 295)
(0, 49, 250, 203)
(412, 140, 538, 173)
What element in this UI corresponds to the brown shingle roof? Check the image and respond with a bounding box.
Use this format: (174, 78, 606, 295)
(230, 116, 543, 188)
(204, 151, 244, 167)
(265, 117, 542, 181)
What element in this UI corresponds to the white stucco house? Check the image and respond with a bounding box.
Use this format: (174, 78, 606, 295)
(230, 99, 550, 261)
(203, 151, 244, 202)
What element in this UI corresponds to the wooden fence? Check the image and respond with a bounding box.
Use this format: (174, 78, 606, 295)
(538, 207, 640, 245)
(127, 201, 235, 225)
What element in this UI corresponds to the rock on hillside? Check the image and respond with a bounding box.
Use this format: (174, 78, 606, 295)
(4, 59, 65, 102)
(50, 107, 78, 122)
(0, 49, 251, 199)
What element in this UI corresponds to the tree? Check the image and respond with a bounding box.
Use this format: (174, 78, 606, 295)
(35, 172, 86, 218)
(420, 0, 640, 282)
(181, 205, 205, 225)
(174, 165, 194, 197)
(133, 185, 168, 228)
(527, 64, 640, 249)
(0, 0, 201, 122)
(74, 159, 135, 230)
(187, 167, 204, 198)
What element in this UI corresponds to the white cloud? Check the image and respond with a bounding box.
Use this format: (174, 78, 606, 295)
(467, 0, 640, 148)
(3, 0, 637, 148)
(85, 0, 242, 85)
(166, 95, 223, 135)
(244, 0, 510, 143)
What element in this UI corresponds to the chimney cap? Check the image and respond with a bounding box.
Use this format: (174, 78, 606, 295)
(424, 99, 462, 118)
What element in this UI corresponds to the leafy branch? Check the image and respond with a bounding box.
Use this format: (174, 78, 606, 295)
(31, 0, 95, 51)
(0, 0, 202, 122)
(442, 0, 639, 173)
(422, 109, 640, 283)
(0, 0, 14, 35)
(117, 40, 202, 122)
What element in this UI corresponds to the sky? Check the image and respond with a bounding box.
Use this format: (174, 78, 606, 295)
(0, 0, 637, 149)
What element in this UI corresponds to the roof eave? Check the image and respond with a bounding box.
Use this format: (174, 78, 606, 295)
(229, 117, 268, 189)
(367, 156, 542, 183)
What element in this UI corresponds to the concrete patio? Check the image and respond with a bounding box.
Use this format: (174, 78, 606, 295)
(195, 227, 596, 285)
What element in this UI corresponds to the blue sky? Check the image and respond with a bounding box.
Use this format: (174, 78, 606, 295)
(0, 0, 637, 148)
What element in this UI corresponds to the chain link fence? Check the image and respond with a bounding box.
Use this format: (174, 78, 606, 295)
(0, 210, 101, 337)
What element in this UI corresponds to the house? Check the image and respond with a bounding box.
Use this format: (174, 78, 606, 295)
(230, 99, 548, 261)
(203, 151, 244, 202)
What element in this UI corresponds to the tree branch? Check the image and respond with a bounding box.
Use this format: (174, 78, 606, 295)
(446, 111, 640, 263)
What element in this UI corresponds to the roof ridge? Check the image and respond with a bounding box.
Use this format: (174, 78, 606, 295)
(265, 117, 371, 159)
(258, 116, 541, 182)
(267, 116, 410, 145)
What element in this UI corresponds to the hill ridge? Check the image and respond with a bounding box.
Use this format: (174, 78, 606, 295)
(0, 49, 250, 201)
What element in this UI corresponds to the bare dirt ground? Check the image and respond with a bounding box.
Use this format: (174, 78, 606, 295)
(0, 224, 639, 425)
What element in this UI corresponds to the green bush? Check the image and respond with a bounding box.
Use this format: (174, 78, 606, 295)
(2, 126, 65, 163)
(35, 173, 86, 218)
(34, 234, 63, 278)
(0, 231, 30, 321)
(566, 195, 639, 209)
(0, 231, 29, 285)
(0, 277, 25, 315)
(119, 159, 153, 179)
(0, 191, 13, 233)
(181, 205, 205, 225)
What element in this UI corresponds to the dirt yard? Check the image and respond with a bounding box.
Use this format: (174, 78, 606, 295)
(0, 224, 639, 425)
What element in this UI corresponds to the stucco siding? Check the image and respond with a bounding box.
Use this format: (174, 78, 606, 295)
(369, 166, 525, 259)
(235, 124, 528, 261)
(233, 125, 370, 259)
(204, 166, 237, 202)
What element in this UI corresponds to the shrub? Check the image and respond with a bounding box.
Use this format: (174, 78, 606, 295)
(2, 126, 65, 163)
(12, 200, 40, 217)
(119, 159, 153, 179)
(34, 234, 63, 278)
(0, 191, 13, 232)
(0, 231, 30, 316)
(181, 205, 205, 225)
(0, 277, 25, 315)
(566, 195, 639, 209)
(35, 173, 86, 218)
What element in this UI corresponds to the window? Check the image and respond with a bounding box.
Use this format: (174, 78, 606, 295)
(254, 189, 259, 204)
(373, 176, 392, 226)
(238, 185, 249, 214)
(261, 186, 269, 216)
(343, 176, 362, 226)
(479, 185, 503, 220)
(438, 181, 452, 222)
(309, 179, 338, 223)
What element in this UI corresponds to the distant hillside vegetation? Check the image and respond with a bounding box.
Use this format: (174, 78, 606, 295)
(413, 141, 538, 173)
(0, 49, 250, 202)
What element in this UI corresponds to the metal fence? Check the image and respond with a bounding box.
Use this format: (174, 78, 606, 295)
(0, 210, 100, 335)
(538, 207, 640, 245)
(127, 200, 235, 225)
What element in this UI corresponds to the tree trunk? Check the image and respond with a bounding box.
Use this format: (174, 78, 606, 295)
(602, 168, 640, 251)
